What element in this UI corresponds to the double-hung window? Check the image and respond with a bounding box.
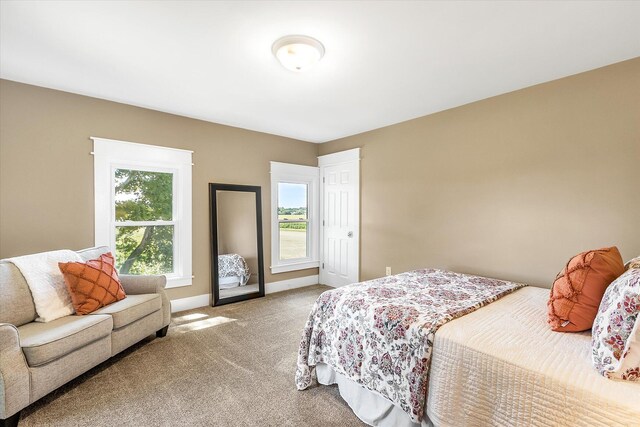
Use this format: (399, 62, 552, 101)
(270, 162, 319, 273)
(93, 137, 192, 288)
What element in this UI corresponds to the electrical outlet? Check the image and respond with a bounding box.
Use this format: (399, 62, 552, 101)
(385, 267, 391, 276)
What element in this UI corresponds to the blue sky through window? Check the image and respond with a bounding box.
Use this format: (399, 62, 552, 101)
(278, 183, 307, 208)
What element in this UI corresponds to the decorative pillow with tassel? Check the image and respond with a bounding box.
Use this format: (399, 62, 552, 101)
(547, 247, 624, 332)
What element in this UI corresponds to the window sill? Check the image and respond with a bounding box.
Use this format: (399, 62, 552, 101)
(165, 276, 193, 289)
(271, 261, 319, 274)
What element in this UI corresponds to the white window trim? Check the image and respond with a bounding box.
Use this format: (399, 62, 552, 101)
(270, 161, 319, 274)
(92, 137, 193, 288)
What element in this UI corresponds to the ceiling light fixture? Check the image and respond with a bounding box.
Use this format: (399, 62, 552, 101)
(272, 35, 325, 72)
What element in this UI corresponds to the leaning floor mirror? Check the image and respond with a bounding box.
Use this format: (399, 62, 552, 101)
(209, 183, 265, 306)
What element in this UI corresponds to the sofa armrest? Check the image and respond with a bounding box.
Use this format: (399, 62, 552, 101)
(0, 323, 30, 419)
(118, 274, 166, 295)
(118, 275, 171, 329)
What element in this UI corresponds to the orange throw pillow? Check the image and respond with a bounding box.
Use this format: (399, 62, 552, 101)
(547, 247, 624, 332)
(59, 252, 126, 315)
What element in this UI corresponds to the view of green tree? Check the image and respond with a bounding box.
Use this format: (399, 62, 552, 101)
(114, 169, 174, 275)
(115, 169, 172, 221)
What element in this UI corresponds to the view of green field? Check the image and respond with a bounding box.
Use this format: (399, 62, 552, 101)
(277, 186, 308, 259)
(278, 214, 307, 220)
(278, 213, 307, 259)
(279, 228, 307, 259)
(278, 214, 308, 232)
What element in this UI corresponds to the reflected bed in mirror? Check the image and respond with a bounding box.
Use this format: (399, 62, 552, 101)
(209, 183, 265, 306)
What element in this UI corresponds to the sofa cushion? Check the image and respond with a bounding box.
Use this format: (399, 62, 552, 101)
(89, 294, 161, 329)
(0, 261, 37, 326)
(18, 314, 113, 366)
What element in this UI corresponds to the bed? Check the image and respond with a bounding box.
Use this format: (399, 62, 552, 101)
(296, 270, 640, 427)
(217, 253, 251, 289)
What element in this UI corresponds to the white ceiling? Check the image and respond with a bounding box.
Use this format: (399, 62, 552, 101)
(1, 1, 639, 143)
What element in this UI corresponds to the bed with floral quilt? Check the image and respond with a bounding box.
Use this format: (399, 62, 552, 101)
(295, 269, 640, 427)
(295, 269, 526, 426)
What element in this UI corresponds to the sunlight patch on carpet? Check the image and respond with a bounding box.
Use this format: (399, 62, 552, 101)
(174, 312, 209, 323)
(174, 316, 236, 332)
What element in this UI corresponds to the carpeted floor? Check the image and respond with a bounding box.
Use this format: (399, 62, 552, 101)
(19, 285, 366, 426)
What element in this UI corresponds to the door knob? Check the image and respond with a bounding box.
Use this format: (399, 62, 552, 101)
(347, 231, 353, 238)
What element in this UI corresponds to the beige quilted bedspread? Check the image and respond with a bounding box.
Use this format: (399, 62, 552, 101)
(427, 286, 640, 426)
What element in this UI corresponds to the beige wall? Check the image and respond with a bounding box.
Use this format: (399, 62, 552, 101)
(319, 58, 640, 287)
(0, 80, 319, 301)
(2, 58, 638, 297)
(216, 190, 259, 284)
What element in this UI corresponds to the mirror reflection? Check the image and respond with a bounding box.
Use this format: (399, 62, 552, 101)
(217, 190, 259, 298)
(210, 184, 264, 306)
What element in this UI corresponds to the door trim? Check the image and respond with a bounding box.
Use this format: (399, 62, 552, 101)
(318, 148, 361, 286)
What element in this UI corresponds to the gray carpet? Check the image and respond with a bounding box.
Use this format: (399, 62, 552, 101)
(19, 285, 366, 426)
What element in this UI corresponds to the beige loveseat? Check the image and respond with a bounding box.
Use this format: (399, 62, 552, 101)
(0, 246, 171, 426)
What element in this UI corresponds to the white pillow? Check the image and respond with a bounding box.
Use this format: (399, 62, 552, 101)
(8, 250, 82, 322)
(591, 268, 640, 381)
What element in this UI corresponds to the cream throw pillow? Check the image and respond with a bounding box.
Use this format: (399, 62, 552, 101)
(8, 250, 82, 322)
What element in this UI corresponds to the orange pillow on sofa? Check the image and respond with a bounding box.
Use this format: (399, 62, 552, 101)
(547, 247, 624, 332)
(59, 252, 126, 315)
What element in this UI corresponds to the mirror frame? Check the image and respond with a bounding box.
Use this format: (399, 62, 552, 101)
(209, 183, 265, 306)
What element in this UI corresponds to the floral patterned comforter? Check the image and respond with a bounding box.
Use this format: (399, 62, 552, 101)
(295, 269, 526, 422)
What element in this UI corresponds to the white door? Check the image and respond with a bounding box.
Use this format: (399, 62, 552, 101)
(319, 149, 360, 287)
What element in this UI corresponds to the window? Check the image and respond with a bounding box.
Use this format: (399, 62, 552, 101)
(270, 162, 319, 273)
(93, 137, 192, 288)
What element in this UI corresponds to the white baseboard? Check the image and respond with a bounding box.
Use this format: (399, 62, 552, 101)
(265, 274, 319, 294)
(170, 293, 210, 313)
(170, 274, 319, 313)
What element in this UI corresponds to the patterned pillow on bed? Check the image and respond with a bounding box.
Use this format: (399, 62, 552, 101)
(624, 255, 640, 271)
(592, 268, 640, 381)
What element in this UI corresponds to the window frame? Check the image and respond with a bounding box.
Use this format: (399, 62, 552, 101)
(270, 162, 319, 274)
(93, 137, 192, 288)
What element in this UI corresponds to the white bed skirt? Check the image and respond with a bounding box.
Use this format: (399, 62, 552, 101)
(316, 363, 433, 427)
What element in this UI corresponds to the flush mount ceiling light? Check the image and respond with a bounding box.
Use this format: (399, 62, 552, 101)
(272, 35, 325, 72)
